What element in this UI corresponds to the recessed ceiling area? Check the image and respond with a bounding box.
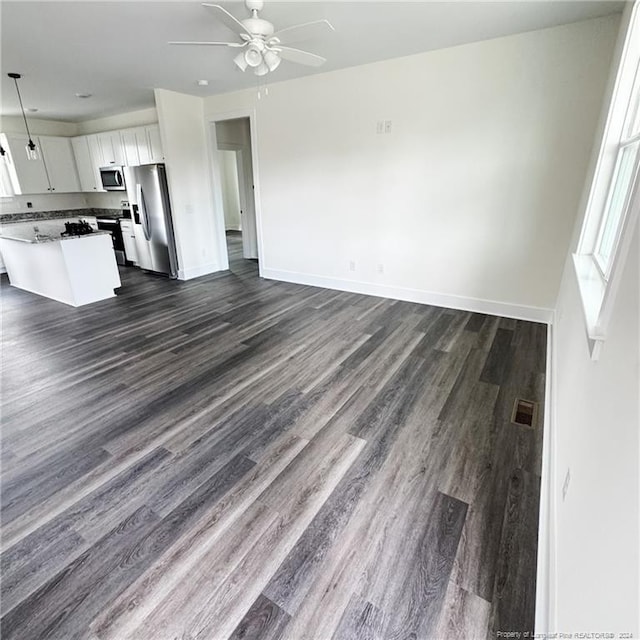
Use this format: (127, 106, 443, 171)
(0, 1, 624, 123)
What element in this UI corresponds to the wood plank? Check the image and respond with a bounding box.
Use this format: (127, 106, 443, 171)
(382, 491, 468, 640)
(228, 594, 291, 640)
(332, 594, 386, 640)
(432, 581, 491, 640)
(488, 468, 540, 636)
(1, 506, 161, 640)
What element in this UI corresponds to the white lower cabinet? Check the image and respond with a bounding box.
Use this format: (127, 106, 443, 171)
(120, 219, 138, 264)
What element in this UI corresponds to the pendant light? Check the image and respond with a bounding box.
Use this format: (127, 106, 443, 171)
(8, 73, 38, 160)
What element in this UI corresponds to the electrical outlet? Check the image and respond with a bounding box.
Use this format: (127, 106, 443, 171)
(562, 468, 571, 501)
(384, 120, 392, 133)
(349, 260, 356, 272)
(376, 121, 384, 135)
(377, 263, 384, 274)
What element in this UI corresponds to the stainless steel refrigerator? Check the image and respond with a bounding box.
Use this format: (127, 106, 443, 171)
(125, 163, 178, 278)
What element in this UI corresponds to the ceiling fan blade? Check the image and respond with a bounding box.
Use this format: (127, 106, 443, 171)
(271, 19, 335, 45)
(169, 40, 245, 47)
(201, 3, 252, 37)
(276, 46, 326, 67)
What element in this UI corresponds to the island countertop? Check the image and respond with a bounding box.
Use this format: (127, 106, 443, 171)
(0, 232, 121, 307)
(0, 231, 112, 244)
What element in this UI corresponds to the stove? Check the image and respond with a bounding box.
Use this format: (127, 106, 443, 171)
(60, 220, 94, 237)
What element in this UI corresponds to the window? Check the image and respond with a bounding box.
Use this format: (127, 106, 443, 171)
(574, 3, 640, 359)
(593, 62, 640, 278)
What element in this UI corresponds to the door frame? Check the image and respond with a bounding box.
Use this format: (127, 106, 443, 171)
(207, 108, 263, 274)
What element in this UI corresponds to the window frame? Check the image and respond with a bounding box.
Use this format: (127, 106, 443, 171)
(573, 2, 640, 360)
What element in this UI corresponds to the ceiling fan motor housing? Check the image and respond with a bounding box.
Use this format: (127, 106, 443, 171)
(242, 17, 274, 37)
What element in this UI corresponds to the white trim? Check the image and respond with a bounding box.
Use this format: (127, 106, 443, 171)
(578, 2, 639, 253)
(177, 262, 221, 281)
(206, 122, 230, 273)
(6, 282, 116, 307)
(205, 107, 264, 277)
(535, 319, 558, 636)
(261, 267, 553, 323)
(0, 267, 6, 274)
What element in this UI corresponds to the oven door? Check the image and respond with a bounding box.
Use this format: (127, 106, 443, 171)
(96, 217, 126, 265)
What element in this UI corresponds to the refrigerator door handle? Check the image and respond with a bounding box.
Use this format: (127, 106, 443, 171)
(137, 183, 152, 241)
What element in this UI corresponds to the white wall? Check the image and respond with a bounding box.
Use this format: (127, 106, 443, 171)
(75, 107, 158, 135)
(1, 193, 88, 215)
(204, 15, 619, 321)
(552, 223, 639, 634)
(546, 6, 639, 635)
(0, 115, 78, 137)
(155, 88, 222, 279)
(219, 150, 241, 231)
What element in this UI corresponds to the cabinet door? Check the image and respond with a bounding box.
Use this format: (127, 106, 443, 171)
(98, 131, 124, 166)
(40, 136, 80, 193)
(1, 133, 50, 194)
(86, 135, 106, 191)
(71, 137, 95, 191)
(146, 125, 164, 162)
(135, 127, 151, 165)
(121, 128, 140, 167)
(120, 220, 138, 263)
(71, 137, 99, 192)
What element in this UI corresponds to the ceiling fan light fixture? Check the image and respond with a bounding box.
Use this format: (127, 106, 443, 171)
(244, 43, 263, 68)
(233, 50, 248, 71)
(254, 60, 270, 76)
(263, 49, 281, 72)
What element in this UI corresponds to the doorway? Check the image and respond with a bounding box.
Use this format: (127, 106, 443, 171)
(213, 117, 259, 271)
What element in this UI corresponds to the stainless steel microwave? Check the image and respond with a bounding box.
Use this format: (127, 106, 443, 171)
(99, 166, 126, 191)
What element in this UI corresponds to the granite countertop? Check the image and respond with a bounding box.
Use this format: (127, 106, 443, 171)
(0, 208, 122, 224)
(0, 230, 112, 244)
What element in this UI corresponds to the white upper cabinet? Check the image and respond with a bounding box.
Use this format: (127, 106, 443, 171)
(136, 127, 152, 165)
(71, 124, 164, 189)
(71, 136, 101, 192)
(121, 128, 141, 167)
(97, 131, 124, 166)
(1, 133, 50, 194)
(120, 125, 164, 167)
(39, 136, 80, 193)
(1, 133, 80, 194)
(146, 125, 164, 163)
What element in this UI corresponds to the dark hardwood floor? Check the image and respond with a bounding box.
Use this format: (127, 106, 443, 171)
(0, 233, 546, 639)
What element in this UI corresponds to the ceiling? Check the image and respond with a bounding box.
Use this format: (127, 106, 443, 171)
(1, 0, 624, 123)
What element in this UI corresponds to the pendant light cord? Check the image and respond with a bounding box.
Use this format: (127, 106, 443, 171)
(11, 74, 35, 147)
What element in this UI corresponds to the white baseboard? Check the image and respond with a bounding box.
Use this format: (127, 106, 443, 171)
(261, 267, 554, 324)
(535, 320, 557, 635)
(177, 262, 222, 281)
(0, 267, 6, 275)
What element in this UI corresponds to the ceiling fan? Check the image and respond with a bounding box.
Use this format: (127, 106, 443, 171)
(169, 0, 335, 77)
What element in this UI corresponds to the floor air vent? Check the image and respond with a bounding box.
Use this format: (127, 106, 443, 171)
(511, 399, 538, 427)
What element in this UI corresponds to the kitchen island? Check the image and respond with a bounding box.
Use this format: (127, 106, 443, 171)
(0, 231, 121, 307)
